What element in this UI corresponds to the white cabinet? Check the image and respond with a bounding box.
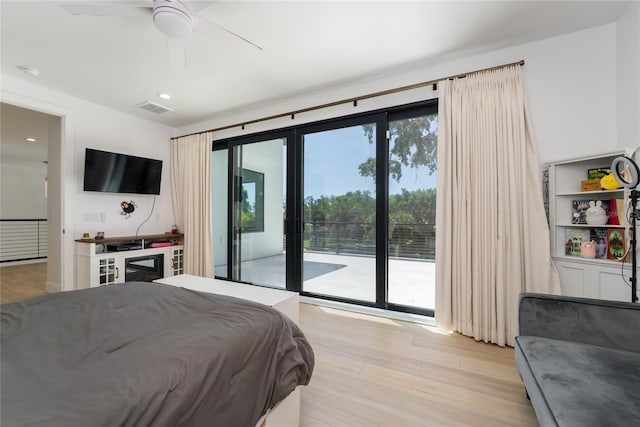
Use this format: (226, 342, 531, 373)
(75, 234, 184, 289)
(547, 149, 638, 302)
(97, 256, 125, 285)
(170, 247, 184, 275)
(554, 258, 633, 301)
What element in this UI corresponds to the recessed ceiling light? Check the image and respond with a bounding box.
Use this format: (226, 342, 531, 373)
(25, 137, 37, 143)
(17, 66, 41, 76)
(158, 93, 171, 100)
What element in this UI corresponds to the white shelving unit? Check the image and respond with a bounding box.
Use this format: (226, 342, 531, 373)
(75, 234, 185, 289)
(547, 149, 638, 302)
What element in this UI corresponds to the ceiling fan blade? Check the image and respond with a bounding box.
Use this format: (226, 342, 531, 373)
(60, 2, 152, 17)
(194, 15, 262, 51)
(167, 37, 186, 68)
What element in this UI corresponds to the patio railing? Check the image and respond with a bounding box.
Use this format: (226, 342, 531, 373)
(302, 221, 435, 260)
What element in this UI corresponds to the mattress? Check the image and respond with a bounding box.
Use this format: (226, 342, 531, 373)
(1, 281, 314, 426)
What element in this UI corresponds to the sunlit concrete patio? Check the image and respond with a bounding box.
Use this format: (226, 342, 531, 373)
(217, 251, 435, 310)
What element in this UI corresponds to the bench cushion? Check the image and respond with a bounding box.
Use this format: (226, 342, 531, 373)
(515, 336, 640, 427)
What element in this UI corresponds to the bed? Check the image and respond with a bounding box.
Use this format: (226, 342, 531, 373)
(0, 281, 314, 427)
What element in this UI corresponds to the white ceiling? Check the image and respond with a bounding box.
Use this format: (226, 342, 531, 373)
(0, 0, 632, 131)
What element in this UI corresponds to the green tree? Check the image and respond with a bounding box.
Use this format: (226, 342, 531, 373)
(326, 191, 375, 224)
(358, 115, 438, 182)
(389, 188, 436, 225)
(304, 195, 332, 223)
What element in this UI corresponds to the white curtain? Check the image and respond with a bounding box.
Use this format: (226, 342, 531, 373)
(435, 65, 560, 347)
(171, 132, 214, 277)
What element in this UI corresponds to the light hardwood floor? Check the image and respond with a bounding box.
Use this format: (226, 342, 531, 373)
(299, 304, 537, 426)
(1, 264, 537, 426)
(0, 262, 47, 304)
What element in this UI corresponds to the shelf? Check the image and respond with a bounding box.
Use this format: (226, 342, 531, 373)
(553, 255, 633, 269)
(544, 149, 628, 167)
(556, 190, 625, 197)
(547, 149, 639, 302)
(75, 242, 185, 289)
(557, 223, 626, 228)
(75, 233, 184, 244)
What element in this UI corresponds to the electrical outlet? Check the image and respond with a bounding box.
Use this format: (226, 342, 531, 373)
(100, 212, 106, 222)
(155, 213, 160, 221)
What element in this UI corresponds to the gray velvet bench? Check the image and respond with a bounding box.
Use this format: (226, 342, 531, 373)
(515, 293, 640, 426)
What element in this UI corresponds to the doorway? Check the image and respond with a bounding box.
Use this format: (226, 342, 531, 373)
(0, 102, 64, 299)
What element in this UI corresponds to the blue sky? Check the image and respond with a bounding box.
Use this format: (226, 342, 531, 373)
(303, 125, 436, 199)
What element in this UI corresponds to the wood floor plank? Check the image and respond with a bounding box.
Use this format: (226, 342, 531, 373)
(0, 262, 47, 304)
(359, 364, 535, 425)
(299, 303, 537, 426)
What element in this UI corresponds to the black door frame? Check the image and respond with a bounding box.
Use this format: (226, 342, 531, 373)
(212, 99, 437, 318)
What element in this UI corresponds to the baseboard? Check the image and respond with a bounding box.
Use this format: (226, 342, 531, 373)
(0, 258, 47, 267)
(45, 281, 61, 293)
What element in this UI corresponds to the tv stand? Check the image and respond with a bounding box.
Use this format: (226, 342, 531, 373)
(75, 233, 184, 289)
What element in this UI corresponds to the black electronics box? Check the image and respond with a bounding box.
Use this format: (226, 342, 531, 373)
(107, 242, 142, 252)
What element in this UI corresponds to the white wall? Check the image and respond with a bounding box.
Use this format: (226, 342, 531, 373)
(617, 1, 640, 151)
(241, 139, 284, 261)
(47, 115, 62, 292)
(0, 161, 47, 218)
(176, 23, 619, 167)
(1, 75, 174, 291)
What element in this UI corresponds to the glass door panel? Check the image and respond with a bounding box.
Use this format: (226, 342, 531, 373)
(212, 148, 228, 278)
(302, 124, 376, 302)
(387, 112, 438, 310)
(233, 138, 287, 288)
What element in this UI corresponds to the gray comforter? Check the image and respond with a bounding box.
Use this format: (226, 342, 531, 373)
(1, 281, 314, 427)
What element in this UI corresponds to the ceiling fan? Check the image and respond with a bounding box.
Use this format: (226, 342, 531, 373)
(59, 0, 262, 67)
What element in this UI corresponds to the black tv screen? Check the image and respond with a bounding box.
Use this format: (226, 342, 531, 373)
(83, 148, 162, 195)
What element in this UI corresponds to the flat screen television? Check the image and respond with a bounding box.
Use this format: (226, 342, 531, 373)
(83, 148, 162, 195)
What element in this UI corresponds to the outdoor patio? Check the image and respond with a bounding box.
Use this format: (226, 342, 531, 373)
(217, 251, 435, 310)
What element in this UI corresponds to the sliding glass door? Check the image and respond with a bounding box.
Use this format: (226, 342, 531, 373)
(212, 137, 288, 288)
(234, 138, 287, 288)
(387, 110, 438, 310)
(301, 122, 377, 302)
(212, 100, 438, 316)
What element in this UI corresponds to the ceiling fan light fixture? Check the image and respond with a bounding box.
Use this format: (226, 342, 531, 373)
(152, 0, 193, 38)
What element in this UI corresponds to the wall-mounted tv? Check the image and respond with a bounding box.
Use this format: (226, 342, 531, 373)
(83, 148, 162, 195)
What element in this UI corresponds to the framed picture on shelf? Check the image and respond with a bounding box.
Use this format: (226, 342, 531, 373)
(572, 200, 611, 224)
(564, 229, 591, 257)
(587, 167, 611, 180)
(590, 228, 608, 258)
(572, 200, 590, 224)
(607, 228, 625, 261)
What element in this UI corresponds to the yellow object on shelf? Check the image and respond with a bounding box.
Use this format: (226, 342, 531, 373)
(600, 173, 623, 190)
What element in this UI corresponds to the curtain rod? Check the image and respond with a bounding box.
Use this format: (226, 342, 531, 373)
(175, 59, 525, 140)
